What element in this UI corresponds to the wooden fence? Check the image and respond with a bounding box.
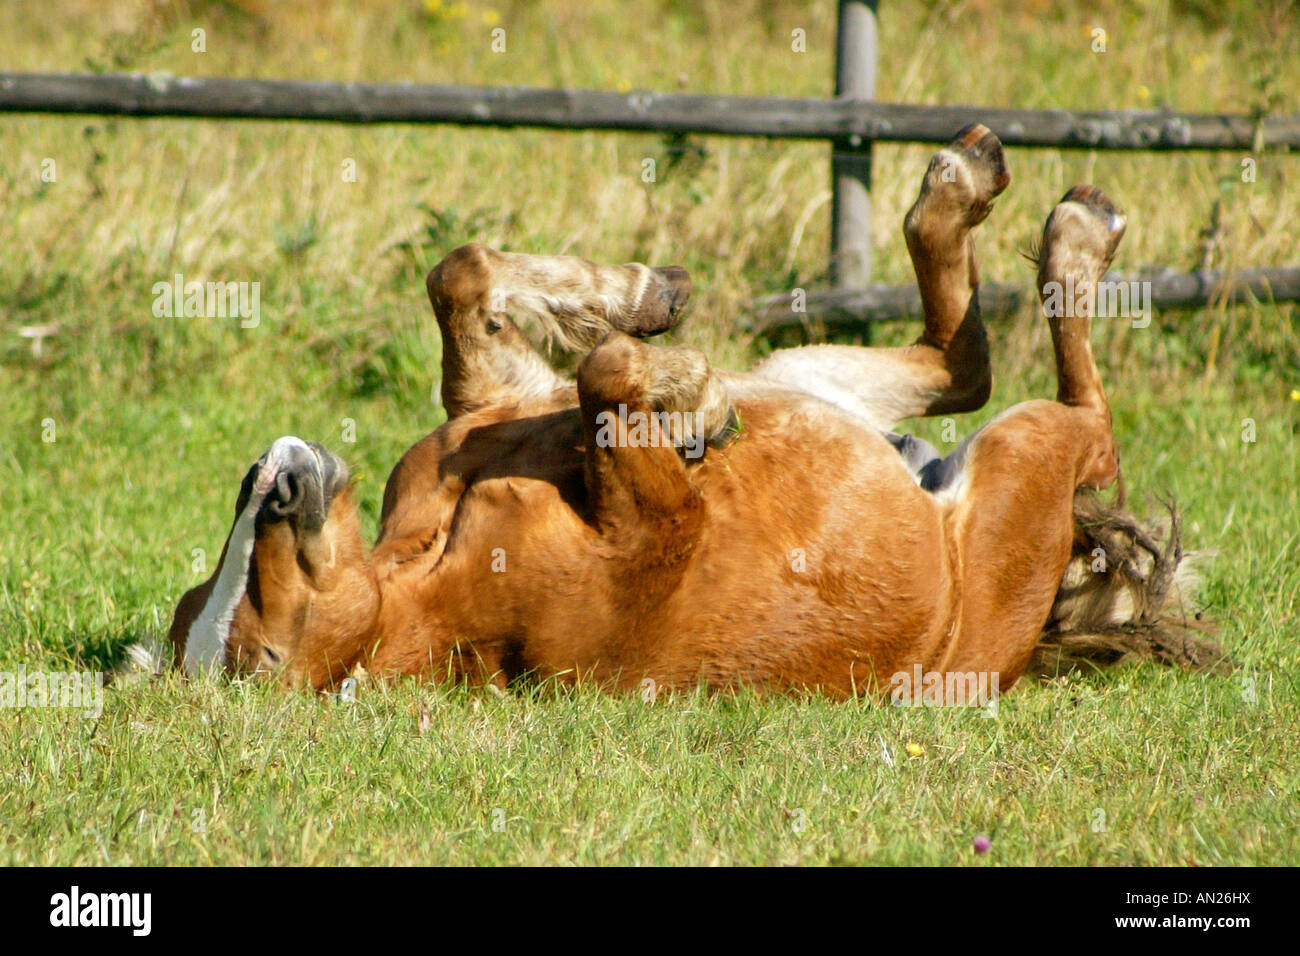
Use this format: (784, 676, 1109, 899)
(2, 0, 1298, 331)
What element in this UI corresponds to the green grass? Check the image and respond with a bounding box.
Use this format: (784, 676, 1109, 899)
(1, 0, 1298, 865)
(3, 675, 1293, 865)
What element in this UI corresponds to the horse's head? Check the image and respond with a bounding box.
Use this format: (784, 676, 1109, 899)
(168, 436, 378, 689)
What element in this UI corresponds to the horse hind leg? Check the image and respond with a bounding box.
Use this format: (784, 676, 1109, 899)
(753, 123, 1007, 431)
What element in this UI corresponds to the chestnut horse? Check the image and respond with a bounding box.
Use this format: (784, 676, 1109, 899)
(169, 126, 1143, 699)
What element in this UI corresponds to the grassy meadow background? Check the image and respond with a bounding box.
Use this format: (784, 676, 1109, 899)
(1, 0, 1297, 865)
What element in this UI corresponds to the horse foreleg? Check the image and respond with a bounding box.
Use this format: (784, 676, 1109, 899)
(940, 186, 1125, 689)
(427, 243, 691, 418)
(575, 330, 735, 572)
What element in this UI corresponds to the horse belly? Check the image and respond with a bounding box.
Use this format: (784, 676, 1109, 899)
(650, 411, 959, 693)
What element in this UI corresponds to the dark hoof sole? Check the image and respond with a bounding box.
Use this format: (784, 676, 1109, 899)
(1060, 185, 1127, 255)
(624, 265, 691, 336)
(951, 122, 1010, 197)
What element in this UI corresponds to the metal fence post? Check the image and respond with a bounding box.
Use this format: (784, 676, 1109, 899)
(831, 0, 878, 303)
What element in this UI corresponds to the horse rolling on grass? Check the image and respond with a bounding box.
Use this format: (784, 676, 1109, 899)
(165, 125, 1226, 701)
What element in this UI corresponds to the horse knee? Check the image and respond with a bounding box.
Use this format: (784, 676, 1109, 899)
(426, 243, 493, 319)
(933, 312, 993, 414)
(577, 331, 645, 406)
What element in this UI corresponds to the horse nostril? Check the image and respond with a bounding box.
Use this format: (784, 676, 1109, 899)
(266, 470, 300, 517)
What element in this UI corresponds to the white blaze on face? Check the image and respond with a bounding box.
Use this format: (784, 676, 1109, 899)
(184, 436, 312, 676)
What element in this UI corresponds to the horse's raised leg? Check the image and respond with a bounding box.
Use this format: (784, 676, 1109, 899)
(937, 186, 1125, 688)
(576, 331, 733, 563)
(753, 123, 1008, 430)
(427, 244, 691, 418)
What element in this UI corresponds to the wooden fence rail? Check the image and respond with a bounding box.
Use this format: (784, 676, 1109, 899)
(4, 72, 1299, 151)
(3, 57, 1298, 326)
(746, 267, 1300, 333)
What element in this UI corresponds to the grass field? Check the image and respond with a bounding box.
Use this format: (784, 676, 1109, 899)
(1, 0, 1297, 865)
